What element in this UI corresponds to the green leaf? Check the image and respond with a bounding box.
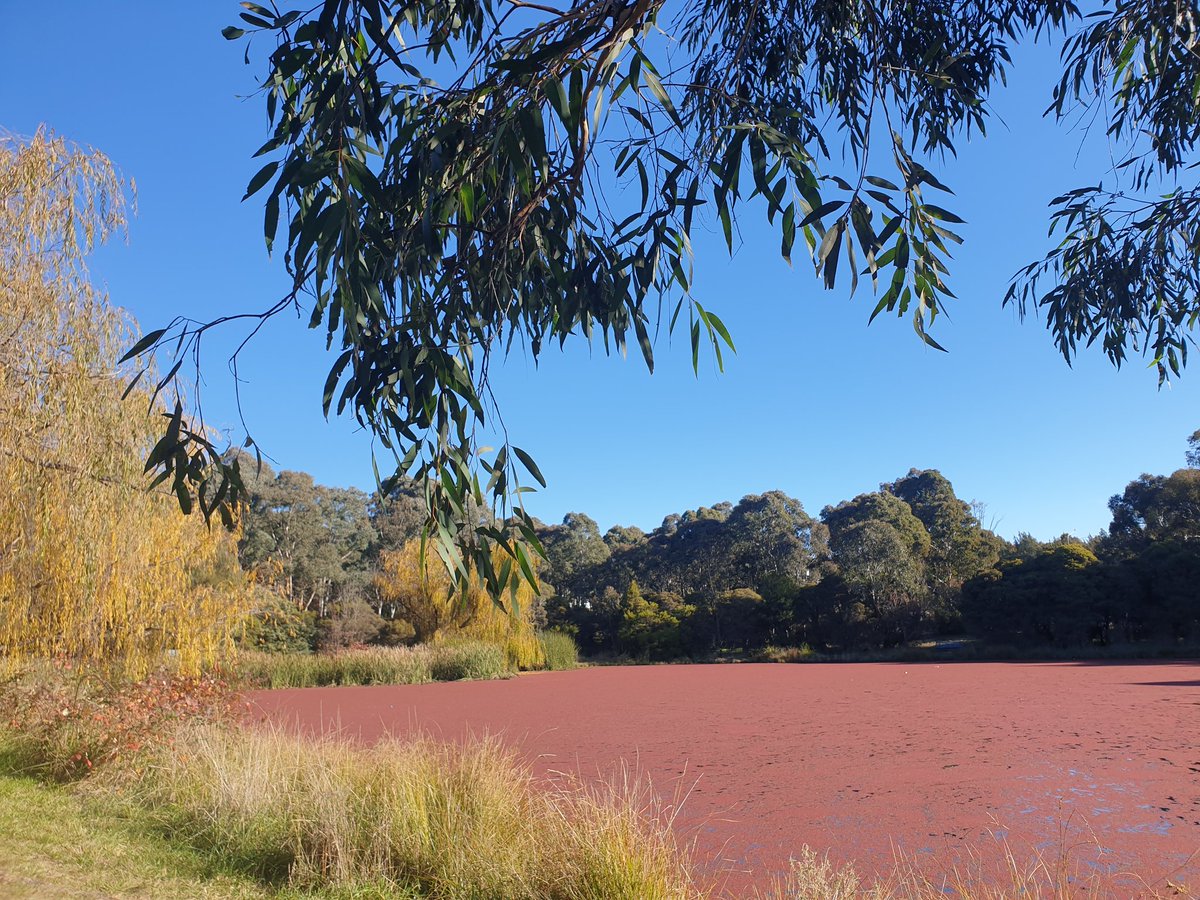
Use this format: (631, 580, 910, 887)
(120, 367, 147, 401)
(876, 215, 903, 250)
(633, 314, 654, 373)
(153, 358, 184, 400)
(895, 231, 910, 270)
(119, 328, 167, 364)
(914, 166, 954, 194)
(700, 304, 736, 353)
(174, 477, 194, 515)
(816, 218, 842, 264)
(819, 221, 844, 288)
(923, 204, 966, 224)
(545, 76, 572, 129)
(264, 193, 280, 252)
(641, 67, 681, 129)
(513, 541, 538, 591)
(512, 446, 546, 487)
(799, 200, 845, 228)
(322, 350, 353, 415)
(243, 161, 279, 200)
(914, 313, 947, 351)
(781, 204, 796, 264)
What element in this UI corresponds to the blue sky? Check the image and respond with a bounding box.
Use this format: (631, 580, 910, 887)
(3, 3, 1197, 541)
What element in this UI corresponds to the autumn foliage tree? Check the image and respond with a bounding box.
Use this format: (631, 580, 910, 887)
(0, 132, 249, 677)
(374, 539, 542, 668)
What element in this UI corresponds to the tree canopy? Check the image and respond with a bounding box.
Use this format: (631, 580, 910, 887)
(126, 0, 1200, 588)
(0, 133, 249, 676)
(225, 435, 1197, 657)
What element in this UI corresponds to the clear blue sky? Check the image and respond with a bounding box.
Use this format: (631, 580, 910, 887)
(3, 3, 1196, 541)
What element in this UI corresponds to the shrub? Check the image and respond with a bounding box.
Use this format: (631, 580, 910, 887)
(760, 644, 816, 663)
(374, 617, 417, 646)
(237, 589, 317, 654)
(538, 631, 580, 670)
(768, 847, 869, 899)
(0, 663, 233, 781)
(315, 598, 385, 651)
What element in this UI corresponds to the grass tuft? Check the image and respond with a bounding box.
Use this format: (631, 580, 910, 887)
(139, 724, 699, 899)
(761, 840, 1190, 899)
(537, 631, 580, 671)
(426, 642, 509, 683)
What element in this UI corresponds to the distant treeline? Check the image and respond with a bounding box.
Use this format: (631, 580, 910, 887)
(234, 432, 1200, 658)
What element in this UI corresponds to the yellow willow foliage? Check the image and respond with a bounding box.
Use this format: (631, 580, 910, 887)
(0, 130, 250, 679)
(375, 539, 544, 669)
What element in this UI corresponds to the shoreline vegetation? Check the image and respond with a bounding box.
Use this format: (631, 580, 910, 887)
(739, 639, 1200, 665)
(2, 658, 1194, 899)
(1, 711, 1189, 900)
(236, 633, 578, 690)
(231, 637, 1200, 692)
(225, 455, 1200, 676)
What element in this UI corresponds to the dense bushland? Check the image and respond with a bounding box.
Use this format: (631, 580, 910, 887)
(234, 436, 1200, 665)
(534, 444, 1200, 660)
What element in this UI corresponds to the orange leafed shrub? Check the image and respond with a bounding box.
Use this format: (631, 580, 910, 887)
(2, 661, 239, 781)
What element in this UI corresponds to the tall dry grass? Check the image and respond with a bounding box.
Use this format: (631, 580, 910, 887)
(762, 841, 1191, 899)
(139, 724, 700, 900)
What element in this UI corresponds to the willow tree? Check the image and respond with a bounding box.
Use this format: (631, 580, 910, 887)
(0, 132, 249, 677)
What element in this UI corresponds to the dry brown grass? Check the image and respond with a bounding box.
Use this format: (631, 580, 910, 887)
(761, 837, 1195, 900)
(139, 723, 701, 899)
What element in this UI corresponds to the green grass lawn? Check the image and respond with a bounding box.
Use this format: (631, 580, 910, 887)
(0, 773, 279, 899)
(0, 768, 486, 900)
